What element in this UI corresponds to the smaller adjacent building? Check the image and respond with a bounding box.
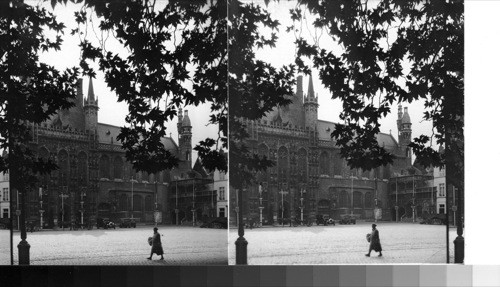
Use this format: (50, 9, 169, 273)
(388, 170, 434, 222)
(434, 166, 446, 215)
(0, 171, 9, 225)
(213, 162, 228, 218)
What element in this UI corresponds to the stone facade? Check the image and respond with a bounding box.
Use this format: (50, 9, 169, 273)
(16, 78, 215, 228)
(0, 171, 9, 225)
(231, 75, 418, 225)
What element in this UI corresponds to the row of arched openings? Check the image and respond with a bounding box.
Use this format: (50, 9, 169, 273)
(37, 148, 162, 183)
(38, 148, 89, 184)
(117, 194, 154, 211)
(256, 144, 345, 180)
(257, 144, 392, 179)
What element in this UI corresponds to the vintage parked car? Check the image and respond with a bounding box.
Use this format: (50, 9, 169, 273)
(339, 215, 356, 225)
(316, 215, 334, 226)
(96, 217, 116, 229)
(119, 218, 137, 228)
(200, 217, 227, 229)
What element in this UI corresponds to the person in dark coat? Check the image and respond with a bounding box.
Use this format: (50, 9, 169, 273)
(147, 227, 164, 260)
(366, 223, 382, 257)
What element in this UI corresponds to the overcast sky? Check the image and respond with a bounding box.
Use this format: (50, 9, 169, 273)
(251, 0, 435, 154)
(38, 1, 219, 166)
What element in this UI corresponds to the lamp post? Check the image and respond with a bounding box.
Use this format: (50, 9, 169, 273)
(374, 178, 378, 223)
(39, 187, 44, 229)
(300, 187, 305, 222)
(154, 179, 158, 227)
(452, 187, 456, 227)
(130, 177, 136, 220)
(258, 183, 263, 227)
(279, 189, 288, 227)
(412, 176, 416, 223)
(235, 187, 248, 264)
(454, 185, 464, 263)
(395, 177, 399, 222)
(350, 172, 354, 216)
(175, 179, 179, 225)
(17, 187, 30, 265)
(80, 188, 85, 226)
(16, 190, 20, 231)
(60, 186, 68, 230)
(192, 180, 196, 227)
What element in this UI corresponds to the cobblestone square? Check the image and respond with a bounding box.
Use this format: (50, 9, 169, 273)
(229, 222, 454, 265)
(1, 226, 227, 265)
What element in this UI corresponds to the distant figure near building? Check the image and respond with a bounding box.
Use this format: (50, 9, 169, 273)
(366, 224, 382, 257)
(147, 227, 164, 260)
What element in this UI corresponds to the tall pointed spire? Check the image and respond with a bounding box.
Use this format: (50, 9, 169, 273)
(83, 77, 99, 133)
(88, 77, 95, 102)
(307, 76, 314, 99)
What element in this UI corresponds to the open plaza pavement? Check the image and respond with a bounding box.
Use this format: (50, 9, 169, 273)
(1, 225, 227, 265)
(229, 222, 458, 265)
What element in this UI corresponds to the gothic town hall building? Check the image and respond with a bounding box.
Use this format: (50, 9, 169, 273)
(17, 78, 216, 228)
(230, 75, 429, 225)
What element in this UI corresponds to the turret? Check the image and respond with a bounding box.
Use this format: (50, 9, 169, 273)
(76, 78, 83, 107)
(83, 77, 99, 133)
(177, 108, 183, 142)
(178, 109, 192, 168)
(303, 76, 318, 130)
(397, 104, 403, 131)
(397, 106, 412, 161)
(296, 75, 303, 105)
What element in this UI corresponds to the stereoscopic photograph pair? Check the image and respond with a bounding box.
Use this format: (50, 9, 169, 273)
(0, 0, 463, 266)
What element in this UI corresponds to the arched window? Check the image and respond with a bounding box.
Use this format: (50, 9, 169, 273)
(145, 195, 153, 211)
(58, 150, 69, 186)
(277, 146, 288, 183)
(353, 191, 363, 208)
(119, 194, 128, 211)
(77, 152, 88, 183)
(365, 192, 373, 208)
(333, 150, 343, 176)
(133, 195, 142, 211)
(339, 190, 349, 208)
(319, 151, 330, 176)
(297, 148, 307, 183)
(113, 156, 123, 179)
(99, 155, 110, 179)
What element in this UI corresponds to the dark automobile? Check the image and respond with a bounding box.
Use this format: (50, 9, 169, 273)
(339, 215, 356, 225)
(96, 217, 116, 229)
(316, 215, 334, 226)
(119, 218, 137, 228)
(200, 217, 227, 229)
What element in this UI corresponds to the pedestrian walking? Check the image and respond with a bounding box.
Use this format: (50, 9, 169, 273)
(147, 227, 164, 260)
(365, 223, 382, 257)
